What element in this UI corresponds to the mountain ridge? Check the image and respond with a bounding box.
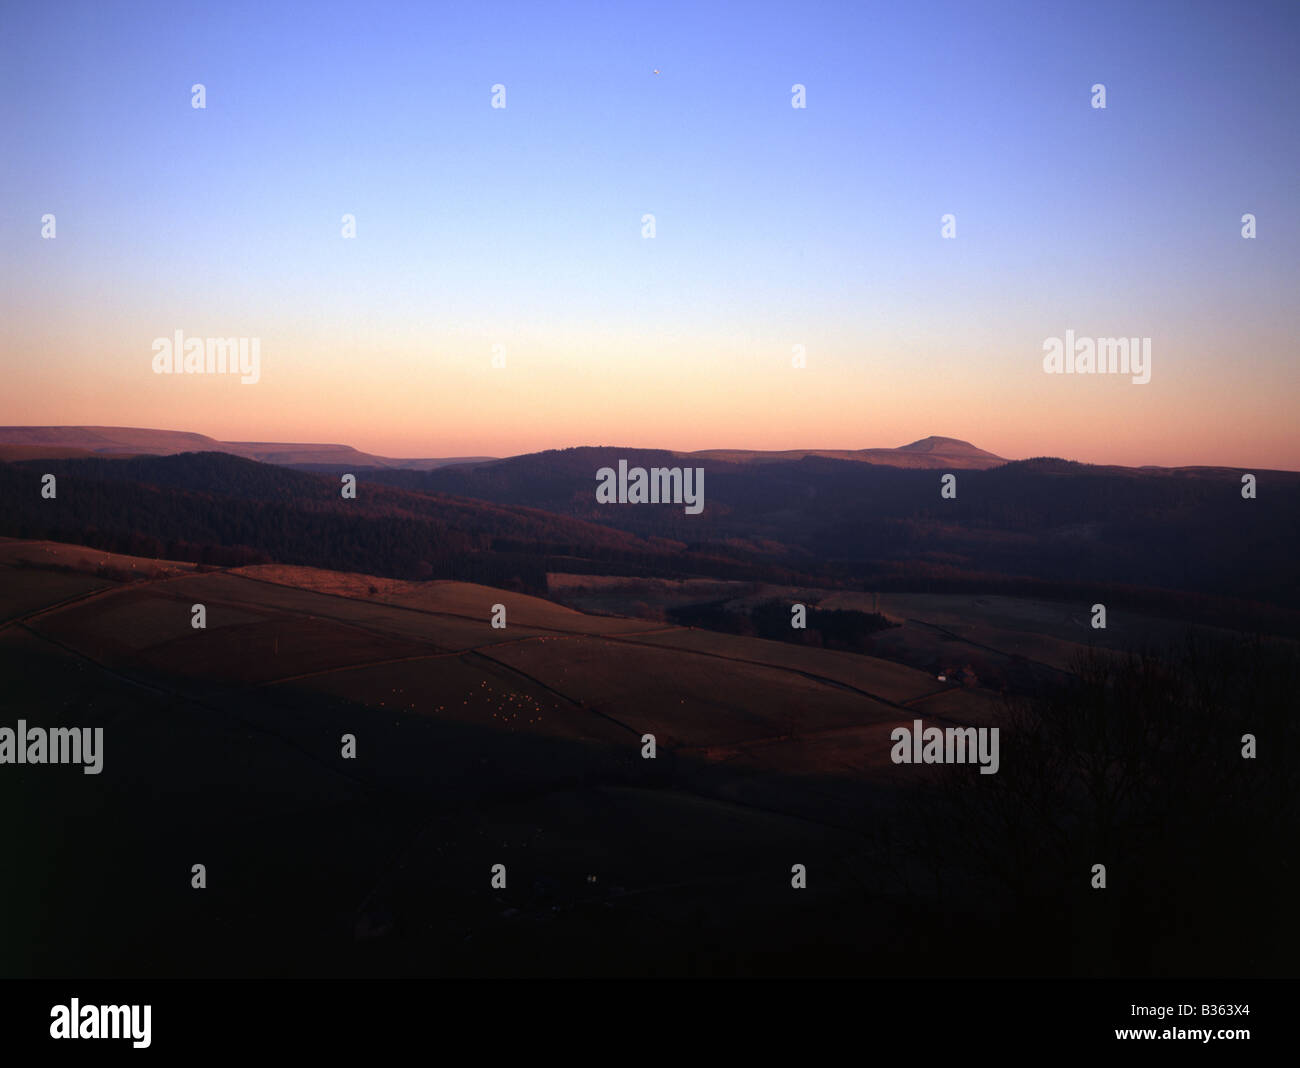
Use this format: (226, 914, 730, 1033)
(3, 426, 1291, 475)
(0, 426, 1008, 472)
(0, 426, 493, 470)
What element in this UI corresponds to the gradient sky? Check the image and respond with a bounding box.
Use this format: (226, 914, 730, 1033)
(2, 0, 1298, 467)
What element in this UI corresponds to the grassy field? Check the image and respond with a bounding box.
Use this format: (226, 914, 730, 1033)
(4, 539, 1287, 978)
(547, 573, 1260, 692)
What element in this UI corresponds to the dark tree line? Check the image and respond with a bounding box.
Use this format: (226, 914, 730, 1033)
(881, 633, 1299, 976)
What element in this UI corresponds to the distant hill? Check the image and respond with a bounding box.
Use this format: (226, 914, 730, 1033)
(0, 451, 804, 592)
(688, 436, 1005, 469)
(0, 426, 492, 470)
(3, 432, 1298, 626)
(0, 426, 1008, 471)
(356, 446, 1300, 619)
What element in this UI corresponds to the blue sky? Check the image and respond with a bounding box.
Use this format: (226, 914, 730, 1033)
(2, 0, 1297, 465)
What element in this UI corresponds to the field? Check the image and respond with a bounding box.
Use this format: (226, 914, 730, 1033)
(547, 573, 1253, 690)
(4, 539, 1291, 979)
(1, 539, 998, 977)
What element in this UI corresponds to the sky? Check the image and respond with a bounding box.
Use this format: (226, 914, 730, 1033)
(2, 0, 1298, 468)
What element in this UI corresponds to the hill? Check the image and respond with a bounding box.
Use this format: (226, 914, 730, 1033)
(682, 435, 1006, 469)
(0, 426, 490, 470)
(3, 539, 1293, 978)
(354, 448, 1300, 619)
(0, 451, 804, 592)
(0, 425, 1013, 471)
(5, 446, 1298, 632)
(0, 538, 990, 977)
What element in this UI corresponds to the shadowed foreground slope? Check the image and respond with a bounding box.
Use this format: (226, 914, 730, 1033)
(1, 540, 1292, 977)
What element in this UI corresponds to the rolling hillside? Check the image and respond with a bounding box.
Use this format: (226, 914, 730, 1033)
(0, 538, 991, 977)
(4, 538, 1292, 979)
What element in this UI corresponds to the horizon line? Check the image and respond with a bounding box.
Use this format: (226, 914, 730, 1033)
(2, 424, 1299, 473)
